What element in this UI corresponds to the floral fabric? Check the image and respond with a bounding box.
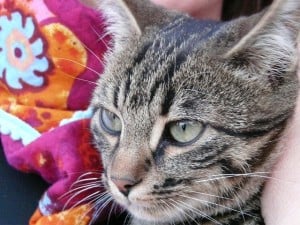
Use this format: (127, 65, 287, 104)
(0, 0, 110, 224)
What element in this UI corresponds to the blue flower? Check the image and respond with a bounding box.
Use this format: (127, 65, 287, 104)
(0, 11, 50, 90)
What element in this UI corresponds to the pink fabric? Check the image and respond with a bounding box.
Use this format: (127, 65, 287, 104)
(0, 0, 110, 223)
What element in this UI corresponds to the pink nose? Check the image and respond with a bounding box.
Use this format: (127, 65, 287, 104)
(111, 177, 138, 197)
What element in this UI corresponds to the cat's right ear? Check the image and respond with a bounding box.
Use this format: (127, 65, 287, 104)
(224, 0, 300, 84)
(81, 0, 178, 52)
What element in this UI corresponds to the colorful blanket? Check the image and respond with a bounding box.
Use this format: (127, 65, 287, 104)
(0, 0, 111, 224)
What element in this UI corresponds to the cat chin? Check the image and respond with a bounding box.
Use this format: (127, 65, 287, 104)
(110, 194, 181, 223)
(109, 185, 201, 224)
(127, 204, 183, 224)
(110, 193, 183, 223)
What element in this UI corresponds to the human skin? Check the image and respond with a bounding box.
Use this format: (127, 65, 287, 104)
(261, 67, 300, 225)
(151, 0, 300, 224)
(150, 0, 223, 20)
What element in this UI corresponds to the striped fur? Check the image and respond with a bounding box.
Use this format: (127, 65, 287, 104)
(89, 0, 300, 224)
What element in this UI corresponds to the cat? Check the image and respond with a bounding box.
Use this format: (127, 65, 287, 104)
(87, 0, 300, 224)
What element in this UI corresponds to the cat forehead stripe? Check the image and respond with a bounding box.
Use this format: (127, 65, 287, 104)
(120, 18, 226, 112)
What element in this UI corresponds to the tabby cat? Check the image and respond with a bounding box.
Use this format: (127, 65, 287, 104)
(88, 0, 300, 224)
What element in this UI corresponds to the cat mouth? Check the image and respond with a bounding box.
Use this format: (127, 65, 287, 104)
(128, 202, 178, 223)
(125, 196, 188, 223)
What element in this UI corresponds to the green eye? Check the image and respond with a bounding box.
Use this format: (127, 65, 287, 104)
(100, 109, 122, 135)
(169, 121, 203, 144)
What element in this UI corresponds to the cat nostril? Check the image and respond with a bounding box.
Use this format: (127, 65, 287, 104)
(111, 177, 137, 197)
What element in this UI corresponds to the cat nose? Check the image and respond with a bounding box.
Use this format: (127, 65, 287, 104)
(111, 177, 139, 197)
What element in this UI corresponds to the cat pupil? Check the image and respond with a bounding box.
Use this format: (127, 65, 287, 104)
(179, 122, 186, 131)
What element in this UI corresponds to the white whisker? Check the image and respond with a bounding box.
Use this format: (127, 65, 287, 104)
(63, 183, 103, 211)
(90, 192, 112, 225)
(79, 33, 106, 66)
(106, 201, 117, 225)
(185, 190, 234, 201)
(172, 199, 222, 225)
(195, 172, 275, 184)
(90, 25, 111, 50)
(231, 189, 246, 223)
(168, 199, 197, 225)
(159, 199, 183, 225)
(60, 182, 101, 201)
(71, 190, 103, 210)
(53, 57, 102, 80)
(178, 194, 256, 219)
(123, 212, 131, 225)
(71, 178, 102, 189)
(211, 171, 270, 177)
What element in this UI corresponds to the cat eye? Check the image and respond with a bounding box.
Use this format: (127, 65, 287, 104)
(169, 121, 203, 145)
(100, 109, 122, 135)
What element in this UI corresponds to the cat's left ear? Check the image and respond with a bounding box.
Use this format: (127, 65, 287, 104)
(225, 0, 300, 81)
(81, 0, 179, 52)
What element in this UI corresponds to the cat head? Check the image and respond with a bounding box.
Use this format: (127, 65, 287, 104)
(88, 0, 300, 223)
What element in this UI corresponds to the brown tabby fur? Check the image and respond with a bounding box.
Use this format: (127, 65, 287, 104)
(87, 0, 300, 224)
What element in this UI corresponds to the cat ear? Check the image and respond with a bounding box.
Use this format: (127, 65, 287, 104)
(225, 0, 300, 83)
(81, 0, 178, 52)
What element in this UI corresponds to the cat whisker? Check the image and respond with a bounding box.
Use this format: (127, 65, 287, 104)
(106, 201, 117, 225)
(184, 189, 234, 201)
(90, 25, 111, 50)
(195, 171, 273, 184)
(177, 199, 221, 225)
(230, 189, 246, 223)
(52, 57, 102, 80)
(89, 191, 111, 225)
(172, 199, 223, 225)
(59, 182, 101, 201)
(55, 190, 109, 225)
(211, 171, 271, 179)
(62, 188, 96, 211)
(78, 31, 107, 66)
(91, 193, 114, 224)
(122, 211, 132, 225)
(66, 193, 103, 224)
(167, 199, 198, 225)
(59, 172, 102, 200)
(68, 189, 104, 210)
(71, 171, 101, 182)
(212, 171, 270, 177)
(178, 194, 257, 220)
(62, 182, 102, 211)
(72, 191, 111, 225)
(60, 70, 98, 85)
(160, 199, 187, 224)
(70, 177, 102, 189)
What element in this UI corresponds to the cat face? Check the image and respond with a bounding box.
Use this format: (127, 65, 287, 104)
(89, 0, 299, 224)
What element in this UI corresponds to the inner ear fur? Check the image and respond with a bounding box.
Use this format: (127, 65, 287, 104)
(82, 0, 179, 52)
(225, 0, 300, 80)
